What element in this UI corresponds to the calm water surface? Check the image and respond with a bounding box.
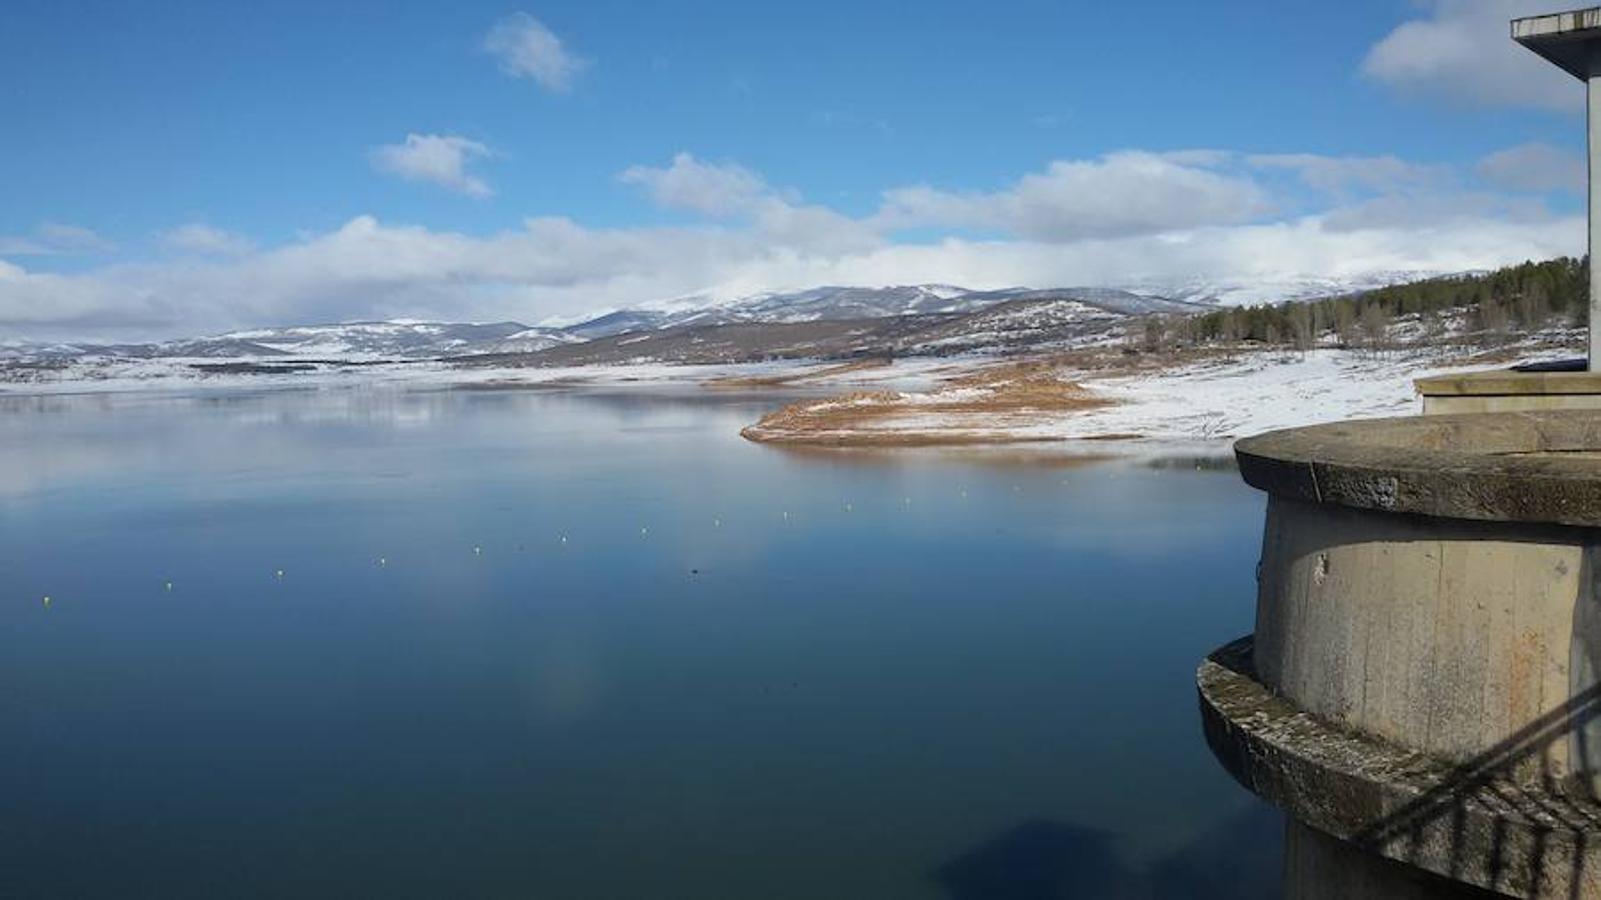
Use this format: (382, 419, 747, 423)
(0, 385, 1277, 898)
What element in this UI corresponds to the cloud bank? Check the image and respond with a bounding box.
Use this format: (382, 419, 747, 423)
(0, 145, 1584, 340)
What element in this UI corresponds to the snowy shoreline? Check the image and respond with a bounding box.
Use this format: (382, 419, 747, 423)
(738, 346, 1579, 448)
(2, 345, 1571, 455)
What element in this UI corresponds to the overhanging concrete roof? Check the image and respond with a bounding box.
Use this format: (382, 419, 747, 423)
(1513, 7, 1601, 79)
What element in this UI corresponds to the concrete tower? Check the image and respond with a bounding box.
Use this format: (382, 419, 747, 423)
(1515, 8, 1601, 368)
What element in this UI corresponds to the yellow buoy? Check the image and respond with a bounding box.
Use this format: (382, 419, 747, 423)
(42, 595, 51, 609)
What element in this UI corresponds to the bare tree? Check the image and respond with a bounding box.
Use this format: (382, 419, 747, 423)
(1142, 316, 1169, 353)
(1359, 304, 1389, 356)
(1286, 303, 1314, 354)
(1334, 304, 1358, 349)
(1475, 299, 1508, 348)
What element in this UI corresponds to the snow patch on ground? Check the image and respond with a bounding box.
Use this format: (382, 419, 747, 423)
(1053, 351, 1451, 441)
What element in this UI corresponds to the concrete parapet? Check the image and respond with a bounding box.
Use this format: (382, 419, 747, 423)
(1416, 371, 1601, 415)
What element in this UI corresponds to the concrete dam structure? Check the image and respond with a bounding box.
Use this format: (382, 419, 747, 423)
(1195, 7, 1601, 895)
(1200, 411, 1601, 897)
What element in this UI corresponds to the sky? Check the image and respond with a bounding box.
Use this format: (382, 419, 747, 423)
(0, 0, 1593, 340)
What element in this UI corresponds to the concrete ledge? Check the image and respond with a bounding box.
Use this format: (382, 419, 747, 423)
(1416, 372, 1601, 397)
(1416, 370, 1601, 415)
(1200, 636, 1601, 897)
(1235, 411, 1601, 526)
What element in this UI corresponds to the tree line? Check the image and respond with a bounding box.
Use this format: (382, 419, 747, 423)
(1136, 257, 1587, 353)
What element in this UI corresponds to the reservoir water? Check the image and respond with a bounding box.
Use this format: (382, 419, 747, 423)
(0, 385, 1276, 898)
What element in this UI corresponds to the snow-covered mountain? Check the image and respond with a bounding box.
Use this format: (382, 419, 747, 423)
(215, 321, 536, 357)
(1126, 271, 1455, 308)
(483, 327, 586, 355)
(558, 284, 1206, 339)
(0, 272, 1443, 364)
(0, 321, 567, 361)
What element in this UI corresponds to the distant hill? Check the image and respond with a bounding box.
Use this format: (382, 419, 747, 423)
(558, 284, 1207, 339)
(0, 273, 1443, 365)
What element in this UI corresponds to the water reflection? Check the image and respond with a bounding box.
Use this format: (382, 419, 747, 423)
(0, 383, 1272, 898)
(936, 807, 1281, 900)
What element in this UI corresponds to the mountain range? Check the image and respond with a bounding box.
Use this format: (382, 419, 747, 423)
(0, 275, 1433, 364)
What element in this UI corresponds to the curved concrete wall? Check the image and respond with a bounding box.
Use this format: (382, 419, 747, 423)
(1207, 411, 1601, 896)
(1254, 495, 1591, 788)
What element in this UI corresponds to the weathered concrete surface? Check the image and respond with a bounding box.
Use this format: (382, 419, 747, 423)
(1424, 394, 1601, 415)
(1212, 409, 1601, 896)
(1418, 373, 1601, 397)
(1235, 410, 1601, 527)
(1200, 638, 1601, 897)
(1417, 372, 1601, 415)
(1255, 496, 1585, 783)
(1284, 821, 1500, 900)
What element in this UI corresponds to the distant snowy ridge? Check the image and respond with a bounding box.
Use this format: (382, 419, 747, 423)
(0, 272, 1445, 362)
(0, 321, 568, 362)
(1125, 270, 1463, 308)
(554, 284, 1208, 340)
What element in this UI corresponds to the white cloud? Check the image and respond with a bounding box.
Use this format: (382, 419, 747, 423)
(484, 12, 585, 92)
(0, 222, 115, 256)
(872, 151, 1272, 240)
(0, 149, 1584, 340)
(620, 152, 882, 254)
(1246, 154, 1445, 195)
(1363, 0, 1582, 111)
(619, 153, 771, 216)
(160, 223, 254, 256)
(1476, 142, 1586, 192)
(371, 134, 495, 198)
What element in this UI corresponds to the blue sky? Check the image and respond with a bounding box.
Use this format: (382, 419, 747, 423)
(0, 0, 1591, 338)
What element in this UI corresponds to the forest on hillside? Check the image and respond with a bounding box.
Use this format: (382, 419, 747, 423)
(1141, 257, 1587, 353)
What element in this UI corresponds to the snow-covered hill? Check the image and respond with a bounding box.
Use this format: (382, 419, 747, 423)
(215, 321, 534, 358)
(1126, 271, 1455, 307)
(557, 284, 1207, 339)
(0, 321, 564, 362)
(0, 272, 1442, 365)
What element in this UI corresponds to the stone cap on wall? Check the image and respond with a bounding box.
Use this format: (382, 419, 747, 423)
(1416, 370, 1601, 398)
(1235, 411, 1601, 526)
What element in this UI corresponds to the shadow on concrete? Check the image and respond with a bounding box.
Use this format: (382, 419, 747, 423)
(1348, 678, 1601, 894)
(932, 806, 1281, 900)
